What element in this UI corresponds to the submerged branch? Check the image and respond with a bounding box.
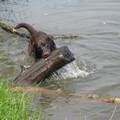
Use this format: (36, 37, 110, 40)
(10, 87, 120, 103)
(0, 21, 89, 39)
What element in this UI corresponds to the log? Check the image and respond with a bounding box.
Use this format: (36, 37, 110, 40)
(0, 21, 89, 39)
(10, 87, 120, 103)
(14, 46, 75, 83)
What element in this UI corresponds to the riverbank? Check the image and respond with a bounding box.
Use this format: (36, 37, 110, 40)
(0, 76, 47, 120)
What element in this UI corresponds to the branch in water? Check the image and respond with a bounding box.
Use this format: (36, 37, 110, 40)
(10, 87, 120, 103)
(0, 21, 90, 39)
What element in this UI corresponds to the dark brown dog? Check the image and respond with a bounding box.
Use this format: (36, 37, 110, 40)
(15, 23, 57, 61)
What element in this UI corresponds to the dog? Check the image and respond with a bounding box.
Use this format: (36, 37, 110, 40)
(15, 23, 57, 61)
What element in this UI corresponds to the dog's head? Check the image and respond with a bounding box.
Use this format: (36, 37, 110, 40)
(33, 35, 56, 59)
(15, 23, 57, 60)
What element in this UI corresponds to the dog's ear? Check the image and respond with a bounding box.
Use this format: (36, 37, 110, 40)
(48, 36, 57, 50)
(28, 42, 35, 56)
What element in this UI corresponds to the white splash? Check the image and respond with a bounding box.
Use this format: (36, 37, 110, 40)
(48, 60, 95, 81)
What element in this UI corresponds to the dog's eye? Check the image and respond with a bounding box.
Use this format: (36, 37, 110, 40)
(38, 48, 41, 51)
(45, 44, 48, 47)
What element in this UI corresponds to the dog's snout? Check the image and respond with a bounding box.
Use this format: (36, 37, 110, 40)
(43, 52, 50, 58)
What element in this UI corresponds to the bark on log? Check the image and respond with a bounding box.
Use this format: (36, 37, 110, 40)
(10, 87, 120, 103)
(14, 46, 75, 83)
(0, 21, 89, 39)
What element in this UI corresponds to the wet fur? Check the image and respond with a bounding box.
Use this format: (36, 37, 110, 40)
(15, 23, 56, 61)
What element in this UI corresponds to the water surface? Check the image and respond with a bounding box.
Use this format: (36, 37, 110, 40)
(0, 0, 120, 120)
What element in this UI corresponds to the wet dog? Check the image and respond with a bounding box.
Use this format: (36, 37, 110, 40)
(15, 23, 56, 61)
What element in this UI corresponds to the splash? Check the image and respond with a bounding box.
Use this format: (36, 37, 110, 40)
(48, 60, 96, 80)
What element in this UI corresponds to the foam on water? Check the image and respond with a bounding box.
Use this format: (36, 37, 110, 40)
(47, 60, 96, 81)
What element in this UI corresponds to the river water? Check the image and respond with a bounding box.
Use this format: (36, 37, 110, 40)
(0, 0, 120, 120)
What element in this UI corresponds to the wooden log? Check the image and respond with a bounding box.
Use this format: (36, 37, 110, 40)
(0, 21, 90, 39)
(10, 87, 120, 103)
(14, 46, 75, 83)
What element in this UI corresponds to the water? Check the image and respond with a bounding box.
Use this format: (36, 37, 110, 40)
(0, 0, 120, 120)
(46, 60, 95, 81)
